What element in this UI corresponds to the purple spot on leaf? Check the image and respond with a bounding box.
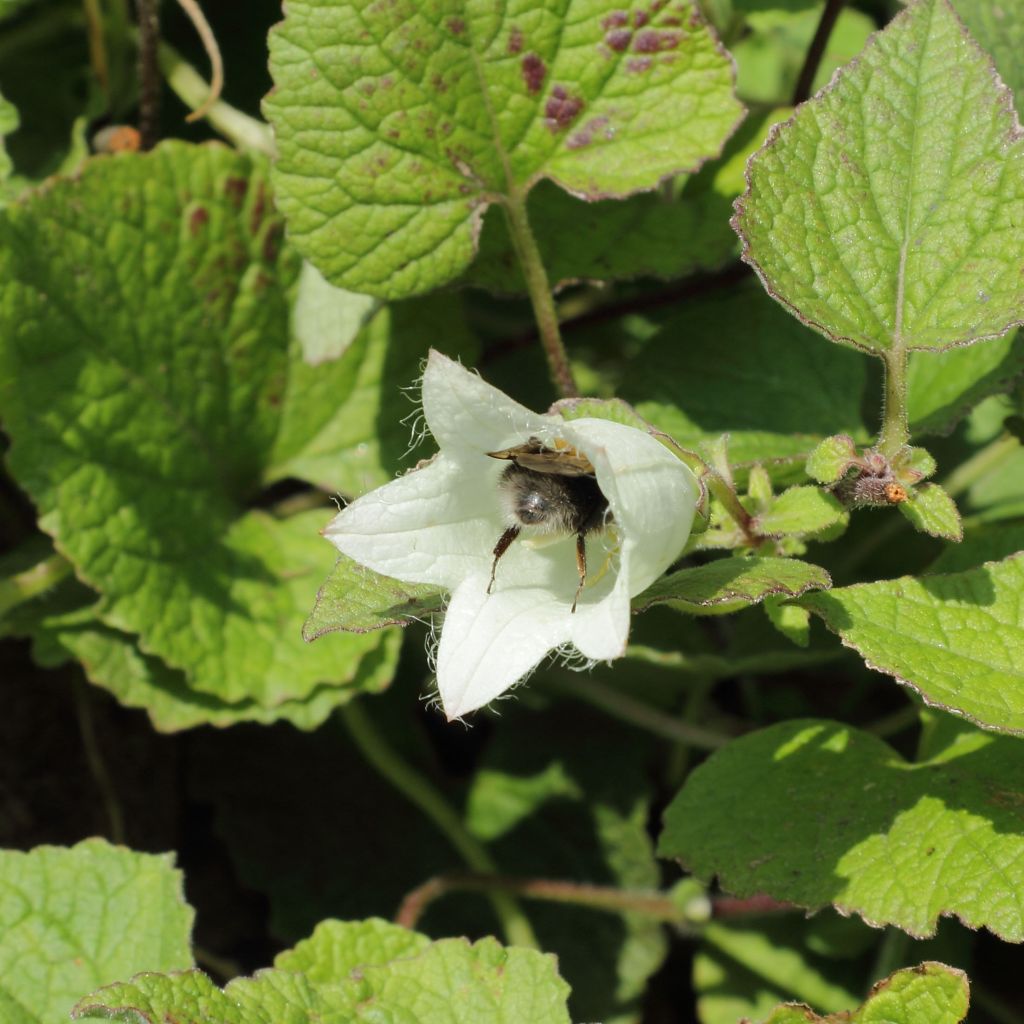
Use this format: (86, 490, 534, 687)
(447, 16, 465, 34)
(605, 28, 632, 51)
(633, 9, 649, 26)
(508, 25, 524, 54)
(566, 115, 610, 149)
(601, 10, 629, 28)
(627, 56, 652, 73)
(522, 53, 546, 94)
(545, 85, 584, 131)
(633, 28, 681, 52)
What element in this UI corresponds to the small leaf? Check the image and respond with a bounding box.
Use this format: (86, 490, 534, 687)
(898, 483, 963, 540)
(0, 839, 193, 1024)
(292, 260, 380, 366)
(757, 962, 969, 1024)
(802, 554, 1024, 734)
(805, 435, 858, 484)
(265, 0, 744, 297)
(893, 445, 938, 483)
(304, 554, 445, 640)
(764, 596, 812, 647)
(734, 0, 1024, 354)
(753, 487, 847, 539)
(659, 719, 1024, 940)
(634, 557, 831, 614)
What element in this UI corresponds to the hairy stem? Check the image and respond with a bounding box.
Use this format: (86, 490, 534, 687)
(878, 346, 910, 458)
(0, 552, 73, 619)
(339, 701, 537, 948)
(501, 192, 578, 398)
(792, 0, 846, 105)
(705, 471, 758, 542)
(157, 42, 274, 154)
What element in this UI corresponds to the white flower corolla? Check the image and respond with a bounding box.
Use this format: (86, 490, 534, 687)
(325, 350, 699, 720)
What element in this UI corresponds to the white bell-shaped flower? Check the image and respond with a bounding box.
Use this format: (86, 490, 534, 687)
(325, 351, 699, 720)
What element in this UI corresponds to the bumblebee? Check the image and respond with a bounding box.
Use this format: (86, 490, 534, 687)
(487, 438, 611, 612)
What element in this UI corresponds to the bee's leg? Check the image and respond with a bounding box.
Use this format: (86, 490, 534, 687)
(571, 533, 587, 613)
(488, 526, 520, 594)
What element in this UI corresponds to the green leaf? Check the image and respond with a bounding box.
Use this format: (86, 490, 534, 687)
(929, 520, 1024, 573)
(906, 332, 1024, 435)
(634, 557, 831, 615)
(805, 435, 858, 485)
(273, 918, 431, 980)
(764, 596, 812, 647)
(735, 0, 1024, 354)
(0, 144, 412, 709)
(759, 962, 969, 1024)
(466, 109, 782, 292)
(621, 284, 871, 471)
(954, 0, 1024, 101)
(753, 487, 847, 539)
(897, 483, 963, 540)
(303, 554, 444, 640)
(74, 936, 572, 1024)
(26, 581, 400, 732)
(269, 292, 477, 496)
(802, 554, 1024, 734)
(265, 0, 744, 297)
(0, 839, 193, 1024)
(659, 719, 1024, 941)
(292, 260, 380, 366)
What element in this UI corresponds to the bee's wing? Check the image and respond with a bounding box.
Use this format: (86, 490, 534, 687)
(487, 440, 595, 477)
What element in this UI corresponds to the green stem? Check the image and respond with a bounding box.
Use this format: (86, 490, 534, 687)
(546, 673, 731, 750)
(156, 41, 275, 155)
(878, 347, 910, 457)
(625, 643, 843, 680)
(866, 703, 920, 739)
(941, 431, 1020, 499)
(501, 193, 578, 398)
(705, 471, 758, 543)
(0, 553, 73, 619)
(869, 927, 910, 983)
(338, 701, 537, 948)
(72, 682, 127, 844)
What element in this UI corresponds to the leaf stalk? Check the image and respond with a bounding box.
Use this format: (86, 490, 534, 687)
(500, 192, 579, 398)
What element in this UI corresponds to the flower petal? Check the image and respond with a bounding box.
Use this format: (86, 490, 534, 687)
(436, 574, 571, 720)
(422, 350, 553, 456)
(561, 418, 698, 595)
(324, 453, 498, 587)
(570, 554, 631, 660)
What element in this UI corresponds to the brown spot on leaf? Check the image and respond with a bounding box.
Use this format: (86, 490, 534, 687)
(521, 53, 546, 94)
(249, 184, 268, 235)
(545, 86, 584, 131)
(627, 56, 652, 73)
(507, 26, 523, 54)
(262, 223, 283, 264)
(224, 177, 247, 208)
(634, 28, 681, 52)
(447, 16, 465, 34)
(431, 73, 447, 93)
(601, 10, 628, 28)
(188, 207, 209, 235)
(605, 28, 632, 51)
